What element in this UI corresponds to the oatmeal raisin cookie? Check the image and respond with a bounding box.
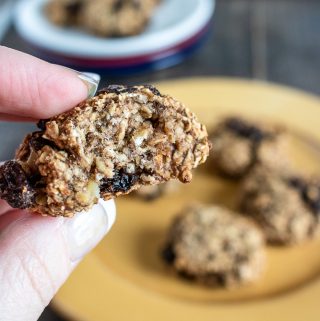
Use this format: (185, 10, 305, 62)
(162, 204, 265, 287)
(239, 166, 320, 244)
(209, 117, 289, 178)
(46, 0, 159, 37)
(0, 85, 210, 217)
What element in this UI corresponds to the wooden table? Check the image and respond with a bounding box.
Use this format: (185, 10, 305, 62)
(1, 0, 320, 320)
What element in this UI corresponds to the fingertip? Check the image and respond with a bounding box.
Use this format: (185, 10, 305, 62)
(35, 64, 89, 118)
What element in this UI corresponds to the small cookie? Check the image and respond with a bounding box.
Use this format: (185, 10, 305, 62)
(82, 0, 158, 37)
(239, 166, 320, 244)
(209, 117, 289, 178)
(162, 204, 265, 287)
(0, 85, 210, 217)
(46, 0, 159, 37)
(134, 180, 180, 201)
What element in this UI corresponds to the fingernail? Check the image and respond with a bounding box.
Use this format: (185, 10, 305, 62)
(63, 199, 116, 262)
(76, 72, 101, 98)
(64, 67, 100, 98)
(60, 66, 101, 98)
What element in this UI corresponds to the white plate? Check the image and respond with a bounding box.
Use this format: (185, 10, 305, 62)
(14, 0, 215, 58)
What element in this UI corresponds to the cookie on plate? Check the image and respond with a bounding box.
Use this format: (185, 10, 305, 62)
(209, 117, 289, 178)
(162, 204, 265, 287)
(46, 0, 159, 37)
(0, 85, 210, 217)
(82, 0, 158, 37)
(239, 166, 320, 245)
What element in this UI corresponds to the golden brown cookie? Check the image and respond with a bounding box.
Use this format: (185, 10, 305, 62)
(162, 204, 265, 287)
(239, 166, 320, 244)
(46, 0, 159, 37)
(209, 117, 289, 178)
(82, 0, 158, 37)
(0, 85, 210, 217)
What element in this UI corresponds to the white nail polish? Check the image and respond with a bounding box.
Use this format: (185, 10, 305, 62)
(63, 67, 101, 98)
(77, 72, 101, 98)
(63, 199, 116, 262)
(101, 199, 116, 233)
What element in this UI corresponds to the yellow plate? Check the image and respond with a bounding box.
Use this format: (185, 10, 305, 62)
(53, 78, 320, 321)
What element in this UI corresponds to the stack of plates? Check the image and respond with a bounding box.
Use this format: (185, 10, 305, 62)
(14, 0, 215, 72)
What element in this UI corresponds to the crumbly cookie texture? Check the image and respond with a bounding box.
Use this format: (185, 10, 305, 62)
(134, 180, 180, 201)
(162, 204, 265, 287)
(239, 166, 320, 245)
(46, 0, 159, 37)
(0, 85, 210, 217)
(209, 117, 290, 178)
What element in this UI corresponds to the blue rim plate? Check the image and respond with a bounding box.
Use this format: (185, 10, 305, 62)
(14, 0, 215, 58)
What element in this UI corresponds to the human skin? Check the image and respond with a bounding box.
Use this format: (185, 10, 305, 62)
(0, 46, 116, 321)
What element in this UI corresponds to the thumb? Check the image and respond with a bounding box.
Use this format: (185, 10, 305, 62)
(0, 200, 116, 321)
(0, 46, 89, 119)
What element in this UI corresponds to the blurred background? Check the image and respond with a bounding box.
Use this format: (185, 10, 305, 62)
(0, 0, 320, 320)
(2, 0, 320, 92)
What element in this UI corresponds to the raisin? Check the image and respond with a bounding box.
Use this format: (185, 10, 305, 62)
(161, 243, 176, 264)
(99, 85, 161, 96)
(37, 119, 49, 130)
(178, 270, 196, 281)
(112, 0, 142, 12)
(29, 132, 59, 151)
(99, 85, 128, 95)
(205, 273, 226, 286)
(224, 117, 270, 142)
(142, 85, 161, 96)
(303, 183, 320, 215)
(288, 177, 320, 216)
(29, 173, 46, 188)
(0, 161, 36, 209)
(65, 1, 82, 16)
(288, 177, 306, 192)
(100, 169, 138, 194)
(149, 117, 160, 129)
(113, 0, 124, 12)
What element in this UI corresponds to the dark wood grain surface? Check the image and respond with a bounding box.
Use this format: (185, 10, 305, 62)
(1, 0, 320, 320)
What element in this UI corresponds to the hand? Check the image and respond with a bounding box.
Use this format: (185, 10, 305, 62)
(0, 46, 116, 321)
